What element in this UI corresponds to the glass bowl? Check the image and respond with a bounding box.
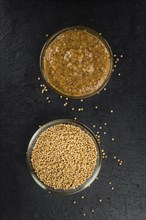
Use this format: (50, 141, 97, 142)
(40, 26, 113, 99)
(26, 119, 102, 195)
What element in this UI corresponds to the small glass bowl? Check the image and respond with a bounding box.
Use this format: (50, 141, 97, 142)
(26, 119, 102, 195)
(40, 26, 113, 99)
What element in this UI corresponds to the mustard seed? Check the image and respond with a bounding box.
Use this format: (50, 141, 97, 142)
(31, 124, 97, 190)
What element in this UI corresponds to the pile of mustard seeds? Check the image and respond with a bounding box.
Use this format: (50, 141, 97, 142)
(31, 124, 97, 190)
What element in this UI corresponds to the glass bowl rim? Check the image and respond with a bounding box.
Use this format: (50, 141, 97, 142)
(26, 119, 102, 195)
(40, 26, 113, 99)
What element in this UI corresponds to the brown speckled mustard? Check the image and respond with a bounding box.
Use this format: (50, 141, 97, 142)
(43, 29, 112, 97)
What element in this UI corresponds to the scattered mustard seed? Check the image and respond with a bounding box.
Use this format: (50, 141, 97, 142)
(104, 87, 107, 91)
(112, 138, 115, 141)
(72, 108, 75, 111)
(93, 125, 96, 128)
(112, 187, 114, 190)
(91, 209, 95, 213)
(120, 55, 123, 58)
(95, 106, 98, 109)
(80, 99, 83, 102)
(110, 110, 113, 113)
(73, 201, 76, 204)
(81, 196, 85, 199)
(114, 156, 117, 159)
(38, 77, 40, 80)
(99, 199, 102, 202)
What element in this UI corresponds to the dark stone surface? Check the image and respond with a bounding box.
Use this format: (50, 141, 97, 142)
(0, 0, 145, 219)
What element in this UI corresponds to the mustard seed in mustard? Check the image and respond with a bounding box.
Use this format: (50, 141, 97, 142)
(43, 29, 111, 97)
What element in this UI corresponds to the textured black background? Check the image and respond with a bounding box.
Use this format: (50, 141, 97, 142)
(0, 0, 146, 220)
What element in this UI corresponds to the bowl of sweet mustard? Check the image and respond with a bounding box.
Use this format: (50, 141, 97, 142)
(40, 26, 113, 99)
